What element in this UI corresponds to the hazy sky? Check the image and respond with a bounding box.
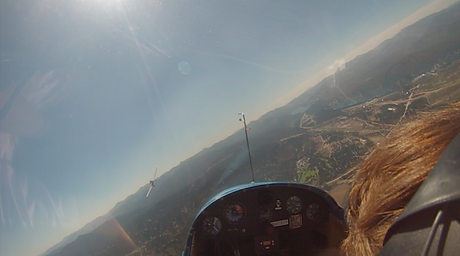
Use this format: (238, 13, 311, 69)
(0, 0, 457, 255)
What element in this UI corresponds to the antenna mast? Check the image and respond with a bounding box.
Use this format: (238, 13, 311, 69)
(238, 113, 255, 183)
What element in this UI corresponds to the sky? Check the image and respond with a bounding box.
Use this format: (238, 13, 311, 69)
(0, 0, 458, 255)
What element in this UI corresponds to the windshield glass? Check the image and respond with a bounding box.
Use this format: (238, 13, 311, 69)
(1, 0, 460, 255)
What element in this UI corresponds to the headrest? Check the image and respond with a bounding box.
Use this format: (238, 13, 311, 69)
(378, 133, 460, 255)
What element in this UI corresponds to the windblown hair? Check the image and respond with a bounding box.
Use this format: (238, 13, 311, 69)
(341, 102, 460, 256)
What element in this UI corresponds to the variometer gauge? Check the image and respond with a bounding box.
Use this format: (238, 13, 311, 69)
(307, 203, 320, 220)
(286, 196, 302, 214)
(224, 203, 245, 223)
(202, 216, 222, 235)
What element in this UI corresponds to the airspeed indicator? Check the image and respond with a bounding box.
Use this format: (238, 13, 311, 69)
(224, 203, 245, 223)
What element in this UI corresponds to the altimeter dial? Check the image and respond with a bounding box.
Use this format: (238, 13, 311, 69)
(286, 196, 302, 214)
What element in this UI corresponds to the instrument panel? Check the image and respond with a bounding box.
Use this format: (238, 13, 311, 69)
(195, 185, 330, 239)
(184, 182, 346, 256)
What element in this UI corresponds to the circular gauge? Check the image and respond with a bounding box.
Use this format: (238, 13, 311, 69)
(307, 203, 320, 220)
(286, 196, 302, 214)
(259, 208, 273, 222)
(202, 216, 222, 235)
(224, 203, 245, 223)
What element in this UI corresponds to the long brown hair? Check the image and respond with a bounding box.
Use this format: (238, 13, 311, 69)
(341, 102, 460, 256)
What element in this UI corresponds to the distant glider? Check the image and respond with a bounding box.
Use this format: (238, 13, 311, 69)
(146, 167, 158, 197)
